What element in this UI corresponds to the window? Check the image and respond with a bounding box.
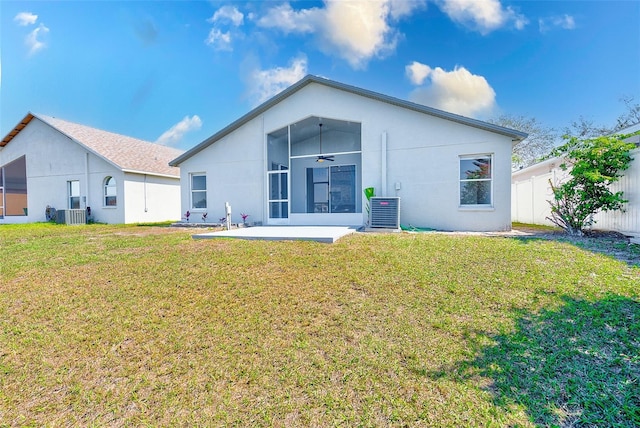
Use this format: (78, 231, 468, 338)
(104, 176, 117, 206)
(68, 180, 80, 209)
(460, 156, 492, 206)
(2, 156, 28, 216)
(305, 165, 356, 213)
(190, 174, 207, 209)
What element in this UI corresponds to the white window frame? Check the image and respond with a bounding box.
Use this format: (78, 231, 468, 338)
(104, 176, 117, 207)
(68, 180, 80, 209)
(459, 154, 493, 208)
(190, 173, 207, 210)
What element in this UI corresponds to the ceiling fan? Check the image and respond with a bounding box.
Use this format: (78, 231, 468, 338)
(316, 123, 334, 162)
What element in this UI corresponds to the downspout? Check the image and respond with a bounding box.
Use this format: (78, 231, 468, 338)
(144, 174, 148, 212)
(381, 131, 387, 197)
(85, 152, 90, 210)
(262, 115, 266, 223)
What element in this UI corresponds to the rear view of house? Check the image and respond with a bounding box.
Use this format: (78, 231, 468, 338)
(170, 75, 527, 231)
(0, 113, 183, 224)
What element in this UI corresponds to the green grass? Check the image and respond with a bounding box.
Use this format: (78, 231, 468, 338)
(0, 223, 638, 426)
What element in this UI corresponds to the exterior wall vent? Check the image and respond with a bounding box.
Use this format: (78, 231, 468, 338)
(56, 209, 86, 225)
(369, 197, 400, 229)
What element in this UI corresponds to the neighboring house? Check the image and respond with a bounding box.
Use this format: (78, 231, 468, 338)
(170, 75, 527, 231)
(0, 113, 183, 224)
(512, 123, 640, 239)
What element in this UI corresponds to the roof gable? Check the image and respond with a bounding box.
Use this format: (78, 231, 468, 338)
(170, 74, 528, 166)
(2, 113, 183, 178)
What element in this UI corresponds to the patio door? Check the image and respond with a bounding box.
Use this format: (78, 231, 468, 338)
(306, 165, 356, 214)
(268, 163, 288, 221)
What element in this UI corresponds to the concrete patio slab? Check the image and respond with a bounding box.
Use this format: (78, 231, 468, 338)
(192, 226, 359, 243)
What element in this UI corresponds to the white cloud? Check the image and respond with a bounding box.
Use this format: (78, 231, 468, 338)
(539, 14, 576, 33)
(14, 12, 38, 26)
(256, 0, 425, 69)
(321, 0, 397, 69)
(437, 0, 527, 34)
(26, 24, 49, 56)
(406, 61, 432, 85)
(408, 63, 496, 118)
(389, 0, 426, 20)
(208, 5, 244, 27)
(205, 5, 245, 51)
(205, 28, 233, 51)
(256, 3, 320, 34)
(155, 115, 202, 146)
(246, 56, 307, 106)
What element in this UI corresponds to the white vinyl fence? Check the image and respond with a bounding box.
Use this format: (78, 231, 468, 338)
(511, 171, 556, 226)
(512, 148, 640, 239)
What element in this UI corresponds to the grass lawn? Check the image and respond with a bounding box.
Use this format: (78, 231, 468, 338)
(1, 223, 638, 426)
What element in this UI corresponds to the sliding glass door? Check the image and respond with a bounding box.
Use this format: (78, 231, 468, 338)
(306, 165, 356, 214)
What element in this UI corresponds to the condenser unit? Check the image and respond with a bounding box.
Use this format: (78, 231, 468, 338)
(369, 197, 400, 229)
(56, 209, 86, 225)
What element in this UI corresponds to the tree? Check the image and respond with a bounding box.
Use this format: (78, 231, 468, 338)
(563, 95, 640, 138)
(563, 115, 613, 139)
(547, 132, 636, 236)
(614, 95, 640, 131)
(489, 114, 557, 170)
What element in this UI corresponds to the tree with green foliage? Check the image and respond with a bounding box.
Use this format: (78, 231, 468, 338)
(547, 132, 637, 235)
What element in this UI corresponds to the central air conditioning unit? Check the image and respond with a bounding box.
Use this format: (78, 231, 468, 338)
(369, 197, 400, 229)
(56, 209, 86, 225)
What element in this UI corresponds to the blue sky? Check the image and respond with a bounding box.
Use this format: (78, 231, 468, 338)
(2, 1, 639, 151)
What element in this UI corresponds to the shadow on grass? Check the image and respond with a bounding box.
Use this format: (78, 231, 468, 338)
(433, 295, 640, 426)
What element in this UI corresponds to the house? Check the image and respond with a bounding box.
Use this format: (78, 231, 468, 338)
(512, 123, 640, 239)
(0, 113, 183, 224)
(170, 75, 527, 231)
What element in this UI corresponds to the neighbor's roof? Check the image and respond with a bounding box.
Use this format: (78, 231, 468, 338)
(1, 113, 183, 178)
(618, 122, 640, 144)
(170, 74, 528, 166)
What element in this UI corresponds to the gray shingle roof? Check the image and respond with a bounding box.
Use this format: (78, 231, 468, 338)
(3, 113, 182, 178)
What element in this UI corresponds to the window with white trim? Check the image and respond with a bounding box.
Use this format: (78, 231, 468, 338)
(190, 173, 207, 209)
(459, 155, 492, 206)
(104, 176, 117, 206)
(68, 180, 80, 209)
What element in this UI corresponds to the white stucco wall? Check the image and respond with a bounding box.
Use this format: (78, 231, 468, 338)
(178, 116, 265, 225)
(123, 173, 181, 224)
(178, 82, 516, 231)
(0, 117, 180, 224)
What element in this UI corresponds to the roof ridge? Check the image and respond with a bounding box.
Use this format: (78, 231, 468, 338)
(2, 112, 183, 178)
(36, 114, 183, 154)
(170, 74, 527, 166)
